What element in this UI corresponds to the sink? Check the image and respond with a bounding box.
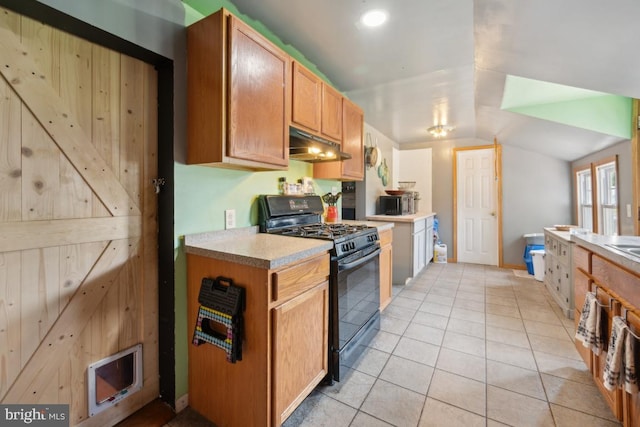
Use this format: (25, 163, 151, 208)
(605, 244, 640, 258)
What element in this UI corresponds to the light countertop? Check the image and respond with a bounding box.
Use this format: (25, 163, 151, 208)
(184, 226, 333, 269)
(571, 232, 640, 274)
(544, 227, 573, 242)
(366, 212, 436, 223)
(341, 219, 394, 232)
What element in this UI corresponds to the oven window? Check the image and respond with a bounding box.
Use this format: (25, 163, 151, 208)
(337, 256, 380, 347)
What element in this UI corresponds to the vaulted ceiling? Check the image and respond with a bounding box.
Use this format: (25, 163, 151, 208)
(187, 0, 640, 161)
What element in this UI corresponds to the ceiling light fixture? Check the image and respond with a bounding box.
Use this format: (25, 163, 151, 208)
(360, 10, 388, 27)
(427, 125, 454, 138)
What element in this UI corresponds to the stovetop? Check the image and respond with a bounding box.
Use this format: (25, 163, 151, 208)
(258, 194, 379, 259)
(273, 223, 372, 240)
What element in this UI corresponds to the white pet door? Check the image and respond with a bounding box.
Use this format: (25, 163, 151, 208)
(87, 344, 143, 417)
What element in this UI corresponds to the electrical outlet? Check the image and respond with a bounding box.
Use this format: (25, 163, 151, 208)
(225, 209, 236, 229)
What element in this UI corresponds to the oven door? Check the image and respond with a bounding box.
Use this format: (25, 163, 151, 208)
(330, 244, 381, 381)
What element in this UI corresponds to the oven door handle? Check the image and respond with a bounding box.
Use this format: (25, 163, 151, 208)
(338, 247, 381, 271)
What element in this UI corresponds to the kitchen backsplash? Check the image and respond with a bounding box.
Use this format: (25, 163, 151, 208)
(174, 160, 340, 246)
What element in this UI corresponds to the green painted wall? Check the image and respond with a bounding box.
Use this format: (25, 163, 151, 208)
(175, 1, 342, 400)
(173, 161, 339, 398)
(502, 75, 632, 139)
(184, 0, 335, 86)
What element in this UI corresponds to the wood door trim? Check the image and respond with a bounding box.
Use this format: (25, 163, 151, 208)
(0, 24, 141, 217)
(1, 238, 139, 403)
(0, 216, 142, 252)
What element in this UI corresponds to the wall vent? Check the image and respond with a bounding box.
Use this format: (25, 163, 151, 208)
(87, 344, 143, 417)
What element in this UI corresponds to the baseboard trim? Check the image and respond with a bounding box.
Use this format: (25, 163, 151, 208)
(175, 393, 189, 413)
(503, 263, 526, 270)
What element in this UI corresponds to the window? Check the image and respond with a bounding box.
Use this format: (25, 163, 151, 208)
(596, 160, 618, 236)
(575, 167, 593, 232)
(574, 156, 619, 236)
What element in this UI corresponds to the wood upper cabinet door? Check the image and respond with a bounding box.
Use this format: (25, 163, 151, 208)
(313, 97, 364, 181)
(272, 281, 329, 426)
(321, 83, 342, 141)
(187, 9, 290, 170)
(228, 15, 290, 167)
(291, 61, 321, 133)
(341, 97, 364, 180)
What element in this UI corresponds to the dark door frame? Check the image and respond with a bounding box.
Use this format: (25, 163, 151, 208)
(0, 0, 176, 408)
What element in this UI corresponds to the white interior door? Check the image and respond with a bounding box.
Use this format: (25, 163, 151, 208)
(456, 148, 498, 265)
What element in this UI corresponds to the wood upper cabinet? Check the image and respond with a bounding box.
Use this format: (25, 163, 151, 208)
(314, 97, 365, 181)
(187, 9, 290, 170)
(291, 62, 321, 133)
(291, 61, 342, 143)
(321, 84, 343, 141)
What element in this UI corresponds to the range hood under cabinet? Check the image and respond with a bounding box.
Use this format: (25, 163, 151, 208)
(289, 127, 351, 162)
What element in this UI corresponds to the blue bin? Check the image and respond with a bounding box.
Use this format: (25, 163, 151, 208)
(523, 244, 544, 275)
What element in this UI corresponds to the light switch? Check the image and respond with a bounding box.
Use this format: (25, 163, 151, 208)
(225, 209, 236, 229)
(627, 204, 632, 218)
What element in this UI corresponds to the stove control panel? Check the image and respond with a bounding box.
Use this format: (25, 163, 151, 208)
(334, 229, 379, 259)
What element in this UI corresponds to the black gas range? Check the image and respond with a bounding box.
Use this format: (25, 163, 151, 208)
(258, 194, 381, 382)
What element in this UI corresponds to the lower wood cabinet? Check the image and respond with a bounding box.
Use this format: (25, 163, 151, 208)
(573, 267, 592, 370)
(187, 251, 330, 427)
(591, 286, 622, 419)
(379, 228, 393, 311)
(624, 310, 640, 427)
(272, 282, 328, 425)
(573, 244, 640, 424)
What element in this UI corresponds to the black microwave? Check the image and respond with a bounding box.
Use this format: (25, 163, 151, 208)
(379, 195, 412, 215)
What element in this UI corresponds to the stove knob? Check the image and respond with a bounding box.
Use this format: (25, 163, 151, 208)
(350, 242, 356, 250)
(342, 243, 349, 252)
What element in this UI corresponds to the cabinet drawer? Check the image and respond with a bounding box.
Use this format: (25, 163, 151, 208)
(592, 255, 640, 308)
(413, 219, 426, 233)
(573, 245, 590, 273)
(379, 228, 393, 247)
(272, 253, 330, 304)
(558, 242, 570, 265)
(425, 216, 434, 228)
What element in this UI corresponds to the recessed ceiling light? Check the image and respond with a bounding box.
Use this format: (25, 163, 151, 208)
(360, 10, 388, 27)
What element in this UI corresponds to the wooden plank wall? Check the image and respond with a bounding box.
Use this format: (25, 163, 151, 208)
(0, 7, 159, 426)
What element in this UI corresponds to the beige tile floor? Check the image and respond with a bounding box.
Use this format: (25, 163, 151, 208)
(168, 263, 621, 427)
